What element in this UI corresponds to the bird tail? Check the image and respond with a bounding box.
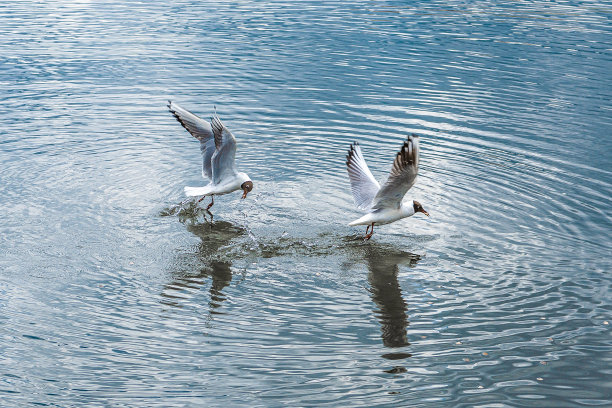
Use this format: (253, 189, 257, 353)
(348, 213, 373, 226)
(184, 186, 211, 197)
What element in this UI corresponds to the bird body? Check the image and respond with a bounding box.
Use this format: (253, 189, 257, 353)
(168, 101, 253, 212)
(346, 135, 428, 239)
(348, 205, 415, 227)
(184, 172, 251, 198)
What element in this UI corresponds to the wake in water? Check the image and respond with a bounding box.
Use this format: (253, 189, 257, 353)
(161, 197, 427, 267)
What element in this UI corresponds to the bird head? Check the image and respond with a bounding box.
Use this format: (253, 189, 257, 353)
(413, 200, 429, 217)
(241, 181, 253, 199)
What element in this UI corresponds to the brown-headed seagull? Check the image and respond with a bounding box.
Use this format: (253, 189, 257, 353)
(346, 135, 429, 240)
(168, 101, 253, 219)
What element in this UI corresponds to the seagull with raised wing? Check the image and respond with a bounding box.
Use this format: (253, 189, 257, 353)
(346, 135, 429, 240)
(168, 101, 253, 219)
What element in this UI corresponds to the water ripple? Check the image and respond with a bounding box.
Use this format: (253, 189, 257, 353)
(1, 0, 611, 406)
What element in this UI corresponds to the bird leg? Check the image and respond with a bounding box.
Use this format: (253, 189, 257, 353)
(195, 195, 214, 225)
(204, 196, 214, 226)
(364, 223, 375, 241)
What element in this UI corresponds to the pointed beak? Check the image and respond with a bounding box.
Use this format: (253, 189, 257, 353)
(241, 189, 248, 199)
(420, 209, 430, 217)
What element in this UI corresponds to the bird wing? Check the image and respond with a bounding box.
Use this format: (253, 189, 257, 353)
(346, 142, 381, 210)
(371, 135, 420, 210)
(168, 101, 215, 180)
(210, 113, 238, 185)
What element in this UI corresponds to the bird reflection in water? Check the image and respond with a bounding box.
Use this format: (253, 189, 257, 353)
(161, 220, 246, 322)
(362, 245, 420, 372)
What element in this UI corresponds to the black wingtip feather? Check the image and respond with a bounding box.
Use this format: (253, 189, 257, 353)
(347, 142, 360, 167)
(389, 134, 419, 174)
(171, 113, 189, 134)
(167, 104, 195, 138)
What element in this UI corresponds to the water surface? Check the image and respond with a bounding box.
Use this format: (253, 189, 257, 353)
(1, 0, 611, 406)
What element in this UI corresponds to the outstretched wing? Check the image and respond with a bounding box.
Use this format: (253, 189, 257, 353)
(346, 142, 381, 210)
(210, 113, 238, 185)
(371, 135, 419, 210)
(168, 101, 215, 180)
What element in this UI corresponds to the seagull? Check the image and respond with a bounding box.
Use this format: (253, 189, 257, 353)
(346, 135, 429, 240)
(168, 101, 253, 220)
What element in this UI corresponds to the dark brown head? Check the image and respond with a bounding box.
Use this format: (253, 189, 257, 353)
(413, 200, 429, 217)
(241, 181, 253, 199)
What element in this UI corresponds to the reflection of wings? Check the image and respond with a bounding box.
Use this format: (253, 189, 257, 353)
(210, 114, 238, 184)
(346, 142, 381, 210)
(161, 220, 245, 311)
(372, 135, 419, 210)
(168, 101, 215, 180)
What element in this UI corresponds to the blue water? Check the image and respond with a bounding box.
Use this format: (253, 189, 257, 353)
(1, 1, 611, 406)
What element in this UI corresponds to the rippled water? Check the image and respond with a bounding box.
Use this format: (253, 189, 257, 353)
(1, 0, 612, 406)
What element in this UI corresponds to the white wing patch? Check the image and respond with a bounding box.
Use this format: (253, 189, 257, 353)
(346, 142, 381, 210)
